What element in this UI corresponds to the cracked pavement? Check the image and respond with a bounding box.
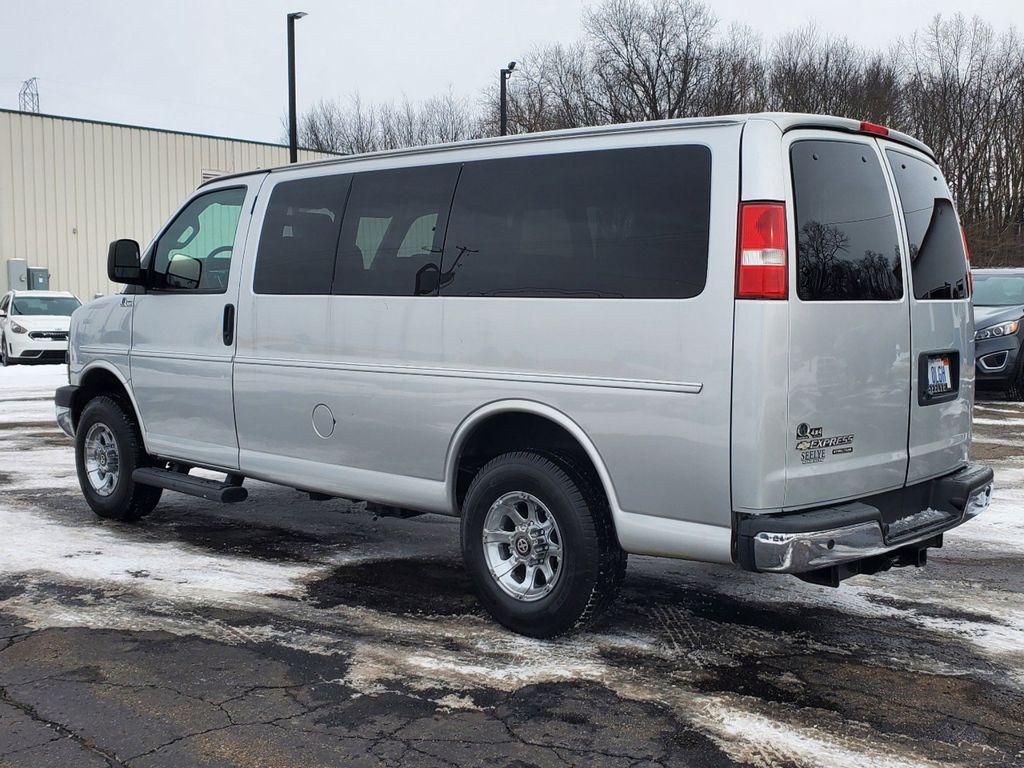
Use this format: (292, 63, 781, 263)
(1, 365, 1023, 767)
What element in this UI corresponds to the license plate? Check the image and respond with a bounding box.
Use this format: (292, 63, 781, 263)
(927, 355, 953, 394)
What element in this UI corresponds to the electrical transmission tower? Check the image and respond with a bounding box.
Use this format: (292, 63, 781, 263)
(18, 78, 40, 113)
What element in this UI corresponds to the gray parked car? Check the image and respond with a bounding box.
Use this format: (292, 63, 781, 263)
(56, 113, 993, 636)
(972, 268, 1024, 399)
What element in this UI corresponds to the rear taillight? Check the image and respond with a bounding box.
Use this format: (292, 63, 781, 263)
(962, 225, 972, 296)
(859, 121, 889, 137)
(737, 202, 788, 300)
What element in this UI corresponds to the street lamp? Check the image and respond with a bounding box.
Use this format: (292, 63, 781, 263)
(287, 11, 308, 163)
(499, 61, 516, 136)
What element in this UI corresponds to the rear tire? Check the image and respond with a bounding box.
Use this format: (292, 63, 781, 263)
(461, 451, 626, 638)
(75, 395, 162, 521)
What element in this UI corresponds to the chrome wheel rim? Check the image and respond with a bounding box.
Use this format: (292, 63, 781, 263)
(482, 491, 563, 602)
(84, 423, 120, 497)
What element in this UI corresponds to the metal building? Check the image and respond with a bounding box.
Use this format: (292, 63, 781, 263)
(0, 109, 335, 299)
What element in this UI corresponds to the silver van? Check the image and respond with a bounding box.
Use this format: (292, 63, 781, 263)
(57, 113, 993, 637)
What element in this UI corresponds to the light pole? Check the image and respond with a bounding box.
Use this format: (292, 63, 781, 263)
(287, 11, 308, 163)
(499, 61, 516, 136)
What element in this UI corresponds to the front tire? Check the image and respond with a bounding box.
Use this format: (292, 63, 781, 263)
(1005, 364, 1024, 401)
(75, 395, 162, 521)
(1, 336, 15, 366)
(461, 451, 626, 638)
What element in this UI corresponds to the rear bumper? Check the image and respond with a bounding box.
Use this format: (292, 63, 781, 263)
(736, 463, 993, 576)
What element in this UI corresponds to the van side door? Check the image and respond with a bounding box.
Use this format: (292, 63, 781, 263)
(130, 182, 256, 469)
(233, 164, 459, 505)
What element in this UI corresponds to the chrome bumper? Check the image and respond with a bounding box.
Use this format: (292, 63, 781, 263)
(56, 404, 75, 438)
(748, 472, 993, 574)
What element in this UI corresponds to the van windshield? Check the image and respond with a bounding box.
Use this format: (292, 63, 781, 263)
(11, 296, 81, 316)
(972, 274, 1024, 307)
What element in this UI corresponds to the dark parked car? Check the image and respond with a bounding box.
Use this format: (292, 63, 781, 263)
(973, 268, 1024, 399)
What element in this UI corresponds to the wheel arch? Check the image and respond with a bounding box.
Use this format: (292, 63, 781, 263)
(444, 400, 622, 521)
(74, 362, 148, 442)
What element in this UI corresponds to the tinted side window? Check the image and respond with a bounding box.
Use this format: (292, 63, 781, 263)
(440, 146, 711, 298)
(792, 141, 902, 301)
(334, 164, 460, 296)
(254, 175, 351, 295)
(152, 188, 246, 293)
(885, 150, 967, 300)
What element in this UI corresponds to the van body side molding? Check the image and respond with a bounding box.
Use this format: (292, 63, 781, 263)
(232, 356, 703, 394)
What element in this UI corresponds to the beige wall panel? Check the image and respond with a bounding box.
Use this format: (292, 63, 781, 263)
(0, 110, 336, 297)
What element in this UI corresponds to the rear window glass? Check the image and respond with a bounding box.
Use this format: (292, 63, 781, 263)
(439, 146, 712, 298)
(791, 140, 903, 301)
(885, 150, 967, 300)
(254, 175, 351, 295)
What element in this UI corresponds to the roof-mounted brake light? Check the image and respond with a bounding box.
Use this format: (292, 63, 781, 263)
(859, 121, 889, 137)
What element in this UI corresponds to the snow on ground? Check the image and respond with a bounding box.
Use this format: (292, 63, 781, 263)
(0, 363, 66, 399)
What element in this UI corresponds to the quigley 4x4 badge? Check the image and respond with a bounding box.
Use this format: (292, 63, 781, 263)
(795, 423, 855, 464)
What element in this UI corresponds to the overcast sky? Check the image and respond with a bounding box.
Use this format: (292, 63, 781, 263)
(1, 0, 1021, 145)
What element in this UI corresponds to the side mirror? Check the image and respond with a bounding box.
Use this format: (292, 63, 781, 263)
(107, 239, 144, 285)
(165, 255, 202, 290)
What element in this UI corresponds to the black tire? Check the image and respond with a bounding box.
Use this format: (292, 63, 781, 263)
(75, 395, 162, 521)
(1005, 365, 1024, 401)
(461, 451, 626, 638)
(1, 335, 15, 366)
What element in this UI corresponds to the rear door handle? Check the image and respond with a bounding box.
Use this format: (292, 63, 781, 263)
(222, 304, 235, 346)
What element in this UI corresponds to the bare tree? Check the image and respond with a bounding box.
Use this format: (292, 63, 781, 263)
(291, 90, 478, 154)
(897, 15, 1024, 264)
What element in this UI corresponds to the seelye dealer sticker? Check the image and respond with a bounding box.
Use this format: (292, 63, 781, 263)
(795, 423, 855, 462)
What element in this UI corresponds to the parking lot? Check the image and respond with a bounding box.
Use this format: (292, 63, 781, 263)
(0, 365, 1021, 767)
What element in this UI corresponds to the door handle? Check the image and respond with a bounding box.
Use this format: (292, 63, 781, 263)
(222, 304, 235, 346)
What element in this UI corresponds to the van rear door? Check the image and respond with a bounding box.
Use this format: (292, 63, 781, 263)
(882, 144, 972, 483)
(783, 132, 911, 508)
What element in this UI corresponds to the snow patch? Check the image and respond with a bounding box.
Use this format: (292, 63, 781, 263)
(0, 506, 316, 600)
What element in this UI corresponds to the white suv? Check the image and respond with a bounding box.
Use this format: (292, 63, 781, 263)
(0, 290, 81, 366)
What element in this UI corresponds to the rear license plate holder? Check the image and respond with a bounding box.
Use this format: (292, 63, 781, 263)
(918, 350, 960, 405)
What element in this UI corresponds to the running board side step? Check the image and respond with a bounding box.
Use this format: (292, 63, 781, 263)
(132, 467, 248, 503)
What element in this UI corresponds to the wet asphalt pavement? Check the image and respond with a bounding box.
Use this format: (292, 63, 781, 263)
(0, 366, 1022, 767)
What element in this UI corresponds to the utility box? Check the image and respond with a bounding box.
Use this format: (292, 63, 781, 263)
(6, 259, 28, 292)
(27, 267, 50, 291)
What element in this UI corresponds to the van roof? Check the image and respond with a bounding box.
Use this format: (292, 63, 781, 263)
(203, 112, 934, 187)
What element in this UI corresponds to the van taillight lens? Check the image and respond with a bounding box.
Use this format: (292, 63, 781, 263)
(737, 202, 787, 300)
